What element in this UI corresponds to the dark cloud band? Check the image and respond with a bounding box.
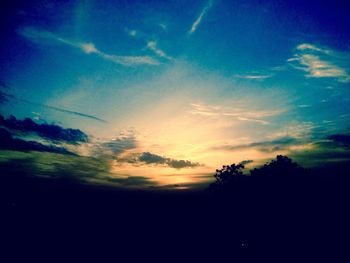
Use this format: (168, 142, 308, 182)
(0, 114, 88, 144)
(139, 152, 201, 169)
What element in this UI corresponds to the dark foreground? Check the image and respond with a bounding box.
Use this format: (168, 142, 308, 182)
(1, 170, 349, 262)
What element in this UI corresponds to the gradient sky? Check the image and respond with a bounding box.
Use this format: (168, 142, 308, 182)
(1, 0, 350, 189)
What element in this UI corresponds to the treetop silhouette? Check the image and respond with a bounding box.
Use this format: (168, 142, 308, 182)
(210, 155, 305, 191)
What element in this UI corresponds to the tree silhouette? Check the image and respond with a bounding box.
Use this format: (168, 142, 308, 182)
(209, 155, 305, 192)
(250, 155, 303, 179)
(209, 163, 245, 190)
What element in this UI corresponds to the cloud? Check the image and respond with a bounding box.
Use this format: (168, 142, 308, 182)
(128, 30, 137, 37)
(45, 105, 106, 122)
(214, 136, 299, 153)
(94, 130, 138, 158)
(79, 42, 98, 54)
(297, 104, 311, 108)
(19, 27, 159, 66)
(167, 159, 200, 169)
(0, 149, 159, 188)
(327, 134, 350, 147)
(125, 28, 138, 37)
(106, 176, 154, 187)
(288, 43, 350, 83)
(147, 41, 172, 60)
(237, 117, 270, 125)
(3, 88, 106, 123)
(289, 136, 350, 168)
(90, 130, 201, 169)
(158, 23, 167, 31)
(298, 54, 347, 78)
(0, 90, 10, 104)
(138, 152, 201, 169)
(97, 52, 159, 66)
(0, 114, 88, 144)
(1, 150, 102, 183)
(0, 128, 75, 155)
(0, 81, 13, 104)
(0, 128, 156, 188)
(189, 0, 214, 34)
(21, 98, 108, 123)
(296, 43, 332, 54)
(211, 130, 350, 169)
(139, 152, 166, 164)
(124, 28, 173, 61)
(234, 74, 272, 80)
(18, 27, 74, 46)
(190, 102, 283, 125)
(239, 160, 254, 166)
(1, 82, 107, 122)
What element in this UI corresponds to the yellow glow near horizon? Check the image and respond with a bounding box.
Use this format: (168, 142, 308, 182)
(110, 162, 213, 188)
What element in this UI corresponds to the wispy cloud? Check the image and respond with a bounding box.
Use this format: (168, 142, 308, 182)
(190, 102, 283, 125)
(234, 74, 272, 80)
(297, 104, 311, 108)
(213, 136, 300, 153)
(79, 42, 98, 54)
(288, 43, 350, 83)
(125, 27, 173, 62)
(296, 43, 332, 55)
(127, 29, 137, 37)
(158, 23, 168, 31)
(189, 0, 214, 34)
(0, 90, 11, 104)
(237, 117, 270, 125)
(98, 52, 159, 66)
(19, 27, 159, 66)
(147, 41, 173, 60)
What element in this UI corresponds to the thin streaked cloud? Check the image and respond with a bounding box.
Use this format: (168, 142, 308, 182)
(237, 117, 270, 125)
(18, 97, 108, 123)
(297, 104, 311, 108)
(296, 43, 332, 55)
(124, 28, 173, 61)
(19, 27, 159, 66)
(190, 102, 284, 125)
(189, 0, 214, 34)
(0, 85, 107, 123)
(147, 40, 173, 60)
(234, 74, 272, 80)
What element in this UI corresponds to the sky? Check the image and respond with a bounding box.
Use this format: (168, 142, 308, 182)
(1, 0, 350, 189)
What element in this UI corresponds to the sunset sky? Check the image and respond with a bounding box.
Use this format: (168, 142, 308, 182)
(1, 0, 350, 189)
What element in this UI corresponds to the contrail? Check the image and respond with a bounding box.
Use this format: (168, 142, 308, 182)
(0, 89, 108, 123)
(189, 0, 214, 34)
(17, 98, 108, 123)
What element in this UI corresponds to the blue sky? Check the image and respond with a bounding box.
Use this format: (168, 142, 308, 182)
(1, 0, 350, 188)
